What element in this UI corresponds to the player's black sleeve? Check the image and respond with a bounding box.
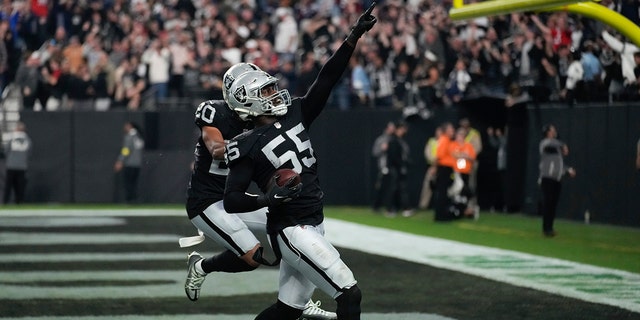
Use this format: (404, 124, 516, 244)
(223, 157, 263, 213)
(300, 42, 355, 126)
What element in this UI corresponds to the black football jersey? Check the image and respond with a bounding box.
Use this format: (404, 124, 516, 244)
(226, 99, 324, 232)
(224, 41, 356, 233)
(186, 100, 252, 217)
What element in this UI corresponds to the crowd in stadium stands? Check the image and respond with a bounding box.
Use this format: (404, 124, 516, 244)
(1, 0, 640, 112)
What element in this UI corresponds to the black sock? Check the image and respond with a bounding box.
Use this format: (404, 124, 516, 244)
(254, 300, 302, 320)
(336, 285, 362, 320)
(201, 249, 258, 273)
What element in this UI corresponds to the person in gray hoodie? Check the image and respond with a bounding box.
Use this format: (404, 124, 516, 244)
(538, 124, 576, 237)
(114, 121, 145, 203)
(3, 122, 32, 204)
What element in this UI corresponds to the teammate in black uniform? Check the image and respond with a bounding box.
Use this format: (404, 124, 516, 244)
(182, 63, 336, 319)
(223, 4, 377, 320)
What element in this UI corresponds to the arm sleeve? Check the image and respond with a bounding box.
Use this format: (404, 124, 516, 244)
(300, 42, 355, 126)
(223, 157, 264, 213)
(601, 30, 625, 53)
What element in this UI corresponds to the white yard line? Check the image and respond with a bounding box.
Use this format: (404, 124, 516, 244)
(0, 314, 455, 320)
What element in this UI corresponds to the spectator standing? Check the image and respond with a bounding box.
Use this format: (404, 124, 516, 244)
(416, 63, 444, 110)
(561, 49, 584, 106)
(114, 121, 145, 203)
(418, 26, 446, 71)
(64, 62, 95, 111)
(62, 36, 84, 75)
(419, 126, 441, 210)
(92, 52, 115, 111)
(530, 13, 573, 52)
(350, 55, 371, 108)
(15, 52, 41, 110)
(444, 58, 471, 106)
(487, 126, 508, 212)
(273, 7, 298, 62)
(580, 40, 602, 102)
(480, 28, 506, 94)
(3, 122, 32, 204)
(538, 124, 576, 237)
(39, 57, 64, 111)
(367, 51, 394, 108)
(142, 39, 171, 101)
(449, 127, 478, 219)
(601, 30, 639, 99)
(552, 44, 572, 96)
(459, 118, 482, 195)
(113, 56, 146, 110)
(598, 41, 625, 102)
(168, 32, 193, 98)
(392, 60, 413, 109)
(385, 121, 413, 217)
(434, 122, 456, 221)
(372, 121, 396, 212)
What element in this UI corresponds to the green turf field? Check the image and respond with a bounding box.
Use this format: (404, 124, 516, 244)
(323, 206, 640, 274)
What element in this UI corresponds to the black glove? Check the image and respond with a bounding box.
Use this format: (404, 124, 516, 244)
(258, 174, 302, 207)
(346, 2, 377, 46)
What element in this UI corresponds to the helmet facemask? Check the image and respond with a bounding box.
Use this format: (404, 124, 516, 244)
(228, 71, 291, 120)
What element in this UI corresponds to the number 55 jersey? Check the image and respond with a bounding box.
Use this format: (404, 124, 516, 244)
(225, 101, 324, 233)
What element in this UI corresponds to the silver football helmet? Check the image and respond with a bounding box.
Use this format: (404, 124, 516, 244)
(227, 70, 291, 120)
(222, 62, 261, 101)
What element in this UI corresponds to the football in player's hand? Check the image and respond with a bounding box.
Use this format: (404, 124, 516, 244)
(274, 168, 301, 187)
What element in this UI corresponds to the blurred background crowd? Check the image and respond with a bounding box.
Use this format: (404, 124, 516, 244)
(0, 0, 639, 114)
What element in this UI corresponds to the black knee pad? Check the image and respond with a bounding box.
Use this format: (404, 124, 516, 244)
(336, 285, 362, 319)
(254, 300, 302, 320)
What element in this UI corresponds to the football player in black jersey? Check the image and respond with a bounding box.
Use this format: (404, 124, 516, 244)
(183, 63, 336, 319)
(223, 3, 377, 320)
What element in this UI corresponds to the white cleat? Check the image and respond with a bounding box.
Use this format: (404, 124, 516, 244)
(300, 300, 337, 320)
(184, 251, 206, 301)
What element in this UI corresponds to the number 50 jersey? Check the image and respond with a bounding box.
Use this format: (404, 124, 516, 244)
(186, 100, 252, 218)
(225, 100, 324, 232)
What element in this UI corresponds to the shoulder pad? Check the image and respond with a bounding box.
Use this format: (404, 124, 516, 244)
(194, 100, 231, 127)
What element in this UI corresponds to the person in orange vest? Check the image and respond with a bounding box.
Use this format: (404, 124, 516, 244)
(434, 122, 456, 221)
(449, 127, 478, 219)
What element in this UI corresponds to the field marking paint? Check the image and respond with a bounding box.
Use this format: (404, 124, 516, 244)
(0, 313, 455, 320)
(0, 252, 187, 262)
(0, 216, 126, 227)
(0, 209, 184, 217)
(0, 269, 279, 299)
(0, 232, 181, 245)
(323, 219, 640, 313)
